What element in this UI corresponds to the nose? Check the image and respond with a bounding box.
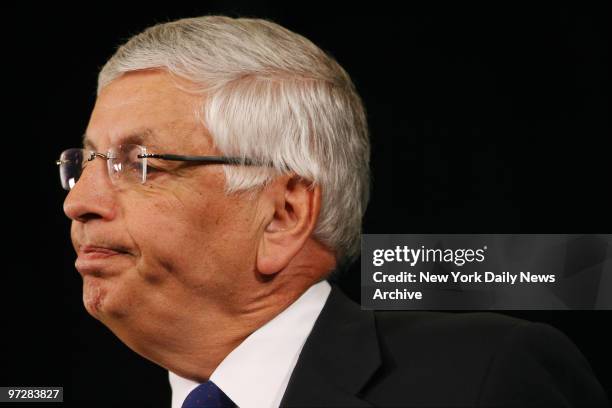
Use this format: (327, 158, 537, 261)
(63, 158, 117, 222)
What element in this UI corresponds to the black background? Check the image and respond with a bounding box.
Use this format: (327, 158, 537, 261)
(4, 3, 610, 407)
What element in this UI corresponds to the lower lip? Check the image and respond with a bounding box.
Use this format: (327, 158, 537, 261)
(76, 251, 129, 275)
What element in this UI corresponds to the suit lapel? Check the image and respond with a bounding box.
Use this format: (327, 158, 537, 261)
(280, 283, 381, 407)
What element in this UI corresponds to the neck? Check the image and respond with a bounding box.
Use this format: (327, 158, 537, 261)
(158, 275, 318, 382)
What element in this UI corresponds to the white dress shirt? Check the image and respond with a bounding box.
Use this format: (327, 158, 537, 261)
(169, 279, 332, 408)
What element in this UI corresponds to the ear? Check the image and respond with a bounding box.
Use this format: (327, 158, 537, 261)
(257, 175, 321, 275)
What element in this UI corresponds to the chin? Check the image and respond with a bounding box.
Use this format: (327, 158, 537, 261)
(82, 275, 129, 320)
(82, 276, 107, 318)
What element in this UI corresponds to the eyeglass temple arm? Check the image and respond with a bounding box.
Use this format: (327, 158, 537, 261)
(141, 153, 262, 166)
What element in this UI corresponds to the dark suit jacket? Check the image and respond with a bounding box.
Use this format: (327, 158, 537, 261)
(280, 283, 610, 407)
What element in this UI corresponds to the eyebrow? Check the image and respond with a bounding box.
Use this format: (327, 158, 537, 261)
(82, 128, 161, 151)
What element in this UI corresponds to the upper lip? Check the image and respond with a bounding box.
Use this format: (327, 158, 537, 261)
(75, 244, 131, 276)
(80, 244, 130, 255)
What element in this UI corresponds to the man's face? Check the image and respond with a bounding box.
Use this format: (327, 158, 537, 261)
(64, 70, 262, 340)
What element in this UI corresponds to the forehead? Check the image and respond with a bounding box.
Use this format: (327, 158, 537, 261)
(84, 70, 208, 151)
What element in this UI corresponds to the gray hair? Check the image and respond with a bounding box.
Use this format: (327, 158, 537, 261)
(98, 15, 370, 268)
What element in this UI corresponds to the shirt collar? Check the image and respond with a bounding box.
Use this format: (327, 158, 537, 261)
(169, 279, 332, 408)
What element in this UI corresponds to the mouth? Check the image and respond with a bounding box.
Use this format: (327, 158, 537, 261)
(82, 245, 129, 257)
(76, 245, 131, 276)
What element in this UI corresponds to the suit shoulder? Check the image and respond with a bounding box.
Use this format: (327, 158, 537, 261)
(370, 310, 531, 384)
(374, 309, 528, 348)
(366, 311, 609, 407)
(478, 321, 609, 406)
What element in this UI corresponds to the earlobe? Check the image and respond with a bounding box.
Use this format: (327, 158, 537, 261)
(256, 176, 321, 275)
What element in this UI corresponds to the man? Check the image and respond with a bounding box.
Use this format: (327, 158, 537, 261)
(59, 15, 609, 407)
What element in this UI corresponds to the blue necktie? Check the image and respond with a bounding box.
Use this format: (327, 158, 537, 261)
(181, 380, 236, 408)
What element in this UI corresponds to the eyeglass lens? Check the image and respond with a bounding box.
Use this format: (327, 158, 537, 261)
(58, 144, 147, 191)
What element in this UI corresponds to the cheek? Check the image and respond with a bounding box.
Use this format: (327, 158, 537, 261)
(194, 197, 263, 275)
(119, 187, 260, 290)
(121, 193, 223, 284)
